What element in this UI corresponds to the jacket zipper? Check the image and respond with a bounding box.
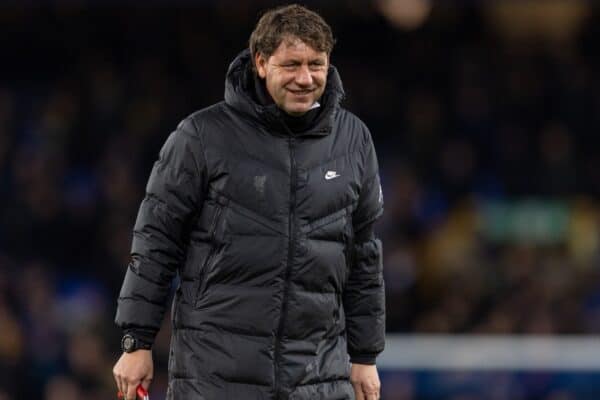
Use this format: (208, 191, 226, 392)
(274, 136, 296, 398)
(195, 204, 223, 306)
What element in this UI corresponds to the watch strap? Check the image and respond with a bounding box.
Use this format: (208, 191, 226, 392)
(122, 331, 153, 352)
(123, 328, 156, 348)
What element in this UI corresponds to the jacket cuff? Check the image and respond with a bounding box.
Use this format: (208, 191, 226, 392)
(349, 352, 379, 365)
(124, 328, 157, 348)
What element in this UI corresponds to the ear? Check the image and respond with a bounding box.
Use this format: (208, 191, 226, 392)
(255, 53, 267, 79)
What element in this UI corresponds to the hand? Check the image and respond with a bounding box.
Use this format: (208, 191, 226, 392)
(350, 363, 380, 400)
(113, 349, 153, 400)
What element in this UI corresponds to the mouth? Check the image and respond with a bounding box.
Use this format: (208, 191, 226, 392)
(287, 88, 314, 95)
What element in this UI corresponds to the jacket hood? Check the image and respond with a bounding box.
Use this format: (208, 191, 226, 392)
(224, 49, 345, 136)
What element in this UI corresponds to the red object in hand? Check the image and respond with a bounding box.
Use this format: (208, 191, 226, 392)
(117, 385, 149, 400)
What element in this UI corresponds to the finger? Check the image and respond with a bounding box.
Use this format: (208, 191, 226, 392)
(353, 382, 365, 400)
(365, 391, 379, 400)
(121, 374, 130, 400)
(114, 372, 125, 399)
(126, 380, 139, 400)
(141, 378, 152, 391)
(363, 382, 380, 400)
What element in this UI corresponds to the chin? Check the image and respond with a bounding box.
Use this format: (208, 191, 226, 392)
(285, 108, 309, 116)
(284, 103, 312, 116)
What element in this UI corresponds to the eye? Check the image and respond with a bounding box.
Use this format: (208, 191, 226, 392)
(281, 63, 299, 71)
(309, 62, 326, 71)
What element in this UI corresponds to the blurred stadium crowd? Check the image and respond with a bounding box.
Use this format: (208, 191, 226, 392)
(2, 1, 600, 399)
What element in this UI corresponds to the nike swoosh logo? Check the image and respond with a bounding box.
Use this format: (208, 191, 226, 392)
(325, 171, 341, 180)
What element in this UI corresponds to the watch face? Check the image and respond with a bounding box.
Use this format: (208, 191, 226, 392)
(123, 335, 136, 352)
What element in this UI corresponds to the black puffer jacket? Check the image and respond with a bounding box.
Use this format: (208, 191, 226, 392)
(115, 50, 385, 400)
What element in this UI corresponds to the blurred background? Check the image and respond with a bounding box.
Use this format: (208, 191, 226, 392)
(2, 0, 600, 399)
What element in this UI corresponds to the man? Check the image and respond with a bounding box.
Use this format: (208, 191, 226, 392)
(113, 4, 385, 400)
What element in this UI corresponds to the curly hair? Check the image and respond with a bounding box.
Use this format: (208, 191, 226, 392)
(249, 4, 335, 66)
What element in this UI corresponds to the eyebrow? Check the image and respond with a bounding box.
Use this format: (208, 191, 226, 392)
(279, 57, 327, 65)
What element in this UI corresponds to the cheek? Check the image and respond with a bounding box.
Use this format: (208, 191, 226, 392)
(265, 76, 281, 99)
(315, 74, 327, 87)
(268, 74, 286, 93)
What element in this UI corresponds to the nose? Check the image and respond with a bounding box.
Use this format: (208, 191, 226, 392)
(295, 65, 313, 86)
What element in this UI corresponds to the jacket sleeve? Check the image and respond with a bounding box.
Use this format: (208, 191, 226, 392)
(344, 126, 385, 365)
(114, 118, 206, 346)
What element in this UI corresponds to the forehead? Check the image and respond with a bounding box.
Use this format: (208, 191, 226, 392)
(270, 37, 328, 60)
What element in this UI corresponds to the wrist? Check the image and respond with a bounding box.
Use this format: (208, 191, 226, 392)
(121, 332, 153, 353)
(349, 352, 378, 365)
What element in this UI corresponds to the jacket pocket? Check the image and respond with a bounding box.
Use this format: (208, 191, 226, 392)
(195, 202, 224, 306)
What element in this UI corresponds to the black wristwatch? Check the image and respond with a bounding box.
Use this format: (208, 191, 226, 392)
(121, 333, 151, 353)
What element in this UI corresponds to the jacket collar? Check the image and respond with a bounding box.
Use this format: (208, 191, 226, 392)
(224, 49, 345, 136)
